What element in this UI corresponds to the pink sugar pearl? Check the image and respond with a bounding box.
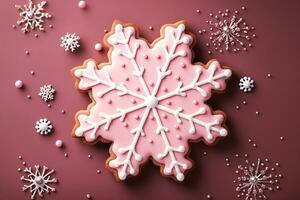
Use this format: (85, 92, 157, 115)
(15, 80, 23, 88)
(78, 1, 87, 9)
(94, 43, 102, 51)
(55, 140, 63, 148)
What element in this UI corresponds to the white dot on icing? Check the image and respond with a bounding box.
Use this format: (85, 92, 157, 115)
(119, 172, 126, 180)
(176, 173, 184, 181)
(178, 24, 185, 32)
(74, 70, 83, 77)
(182, 36, 190, 44)
(220, 129, 227, 136)
(207, 134, 213, 140)
(115, 24, 123, 32)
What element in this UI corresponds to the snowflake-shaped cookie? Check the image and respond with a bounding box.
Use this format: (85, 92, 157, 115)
(15, 0, 51, 33)
(72, 21, 232, 181)
(38, 84, 55, 102)
(60, 33, 80, 52)
(21, 165, 57, 199)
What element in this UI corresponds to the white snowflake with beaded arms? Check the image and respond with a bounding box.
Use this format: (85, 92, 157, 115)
(72, 20, 232, 181)
(15, 0, 51, 33)
(21, 165, 57, 199)
(38, 84, 55, 102)
(60, 33, 80, 52)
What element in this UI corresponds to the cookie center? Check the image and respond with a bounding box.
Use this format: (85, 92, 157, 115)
(144, 96, 158, 108)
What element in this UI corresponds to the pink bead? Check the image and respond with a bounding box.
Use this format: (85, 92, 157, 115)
(174, 124, 179, 129)
(131, 99, 136, 104)
(162, 113, 167, 119)
(15, 80, 23, 88)
(106, 99, 112, 104)
(78, 1, 87, 9)
(175, 75, 181, 80)
(135, 87, 140, 91)
(134, 115, 140, 120)
(166, 100, 171, 105)
(149, 115, 154, 120)
(94, 43, 102, 51)
(123, 122, 128, 127)
(193, 100, 198, 105)
(55, 140, 63, 148)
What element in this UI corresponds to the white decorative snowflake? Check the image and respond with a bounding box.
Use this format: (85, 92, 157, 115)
(234, 159, 281, 200)
(15, 0, 51, 33)
(60, 33, 80, 52)
(206, 9, 255, 53)
(38, 84, 55, 102)
(239, 76, 254, 92)
(35, 118, 53, 135)
(72, 21, 231, 181)
(21, 165, 57, 199)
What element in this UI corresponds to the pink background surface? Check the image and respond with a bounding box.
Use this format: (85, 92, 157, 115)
(1, 0, 299, 199)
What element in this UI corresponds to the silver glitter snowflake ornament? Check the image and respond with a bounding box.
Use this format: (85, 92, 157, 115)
(21, 165, 57, 199)
(239, 76, 254, 92)
(38, 84, 55, 102)
(206, 9, 256, 53)
(234, 159, 282, 200)
(35, 118, 53, 135)
(15, 0, 52, 33)
(60, 33, 80, 52)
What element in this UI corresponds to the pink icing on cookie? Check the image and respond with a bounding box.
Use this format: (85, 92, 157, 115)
(72, 21, 232, 182)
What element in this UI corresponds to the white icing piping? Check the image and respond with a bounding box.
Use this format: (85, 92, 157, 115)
(152, 108, 187, 181)
(75, 103, 147, 139)
(75, 61, 145, 100)
(109, 107, 151, 180)
(110, 24, 151, 96)
(151, 24, 189, 97)
(157, 62, 232, 101)
(156, 104, 227, 140)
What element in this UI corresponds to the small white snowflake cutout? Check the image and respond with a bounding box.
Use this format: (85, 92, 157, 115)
(38, 84, 55, 102)
(15, 0, 52, 33)
(35, 118, 53, 135)
(204, 9, 256, 53)
(60, 33, 80, 52)
(234, 159, 282, 200)
(21, 165, 57, 199)
(239, 76, 254, 92)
